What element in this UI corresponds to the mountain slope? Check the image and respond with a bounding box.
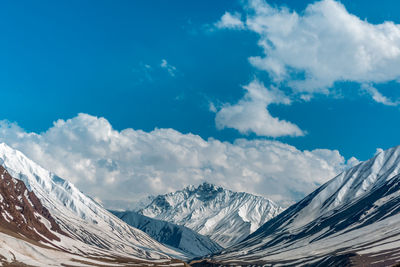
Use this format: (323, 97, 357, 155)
(0, 162, 188, 266)
(196, 146, 400, 266)
(0, 229, 188, 267)
(138, 182, 283, 247)
(111, 210, 222, 257)
(0, 143, 186, 261)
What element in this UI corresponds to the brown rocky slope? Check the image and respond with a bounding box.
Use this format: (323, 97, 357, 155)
(0, 165, 67, 243)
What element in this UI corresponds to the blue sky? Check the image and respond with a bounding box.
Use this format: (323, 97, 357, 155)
(1, 0, 399, 160)
(1, 0, 400, 207)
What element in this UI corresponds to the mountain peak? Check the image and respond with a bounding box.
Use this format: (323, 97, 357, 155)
(139, 184, 283, 247)
(186, 181, 221, 191)
(185, 182, 224, 198)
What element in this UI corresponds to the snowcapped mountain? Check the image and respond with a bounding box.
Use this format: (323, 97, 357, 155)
(196, 145, 400, 266)
(0, 143, 188, 264)
(138, 182, 283, 247)
(111, 210, 222, 257)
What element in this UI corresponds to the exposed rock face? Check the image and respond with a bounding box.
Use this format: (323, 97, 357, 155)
(0, 165, 66, 243)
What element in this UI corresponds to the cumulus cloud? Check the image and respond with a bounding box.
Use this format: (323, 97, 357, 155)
(211, 0, 400, 137)
(160, 59, 177, 77)
(215, 79, 304, 137)
(217, 0, 400, 103)
(214, 12, 245, 30)
(0, 113, 357, 208)
(247, 0, 400, 91)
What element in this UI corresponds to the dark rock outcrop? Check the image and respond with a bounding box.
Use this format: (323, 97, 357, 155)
(0, 165, 67, 243)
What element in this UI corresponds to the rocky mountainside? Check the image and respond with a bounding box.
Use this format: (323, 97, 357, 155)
(138, 182, 283, 247)
(0, 143, 186, 262)
(0, 165, 67, 244)
(196, 146, 400, 266)
(0, 162, 188, 266)
(111, 210, 222, 257)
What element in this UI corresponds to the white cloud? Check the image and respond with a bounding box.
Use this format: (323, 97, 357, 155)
(361, 84, 400, 106)
(215, 79, 304, 137)
(160, 59, 177, 77)
(246, 0, 400, 92)
(218, 0, 400, 103)
(0, 113, 357, 208)
(211, 0, 400, 137)
(214, 12, 245, 30)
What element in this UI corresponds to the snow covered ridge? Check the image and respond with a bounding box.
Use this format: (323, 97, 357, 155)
(0, 143, 187, 263)
(195, 145, 400, 266)
(111, 210, 222, 257)
(138, 182, 284, 247)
